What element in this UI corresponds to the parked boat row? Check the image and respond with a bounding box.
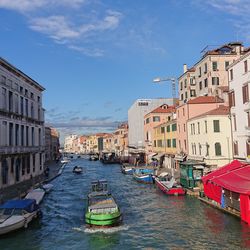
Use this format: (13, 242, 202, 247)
(0, 183, 54, 235)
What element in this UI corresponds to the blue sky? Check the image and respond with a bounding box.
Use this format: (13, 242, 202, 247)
(0, 0, 249, 141)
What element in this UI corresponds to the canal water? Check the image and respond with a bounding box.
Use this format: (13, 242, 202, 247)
(1, 159, 250, 250)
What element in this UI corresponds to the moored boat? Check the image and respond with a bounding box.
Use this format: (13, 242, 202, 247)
(0, 199, 40, 235)
(61, 157, 70, 164)
(121, 164, 134, 175)
(85, 180, 122, 227)
(73, 166, 83, 174)
(25, 188, 45, 205)
(154, 175, 186, 196)
(133, 168, 155, 184)
(42, 183, 53, 193)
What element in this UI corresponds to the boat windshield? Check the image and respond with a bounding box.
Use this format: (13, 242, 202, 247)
(2, 208, 14, 216)
(12, 209, 23, 215)
(91, 181, 108, 192)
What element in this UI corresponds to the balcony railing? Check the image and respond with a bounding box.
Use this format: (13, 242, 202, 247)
(0, 145, 45, 154)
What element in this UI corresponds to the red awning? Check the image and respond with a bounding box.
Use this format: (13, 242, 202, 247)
(202, 160, 246, 182)
(202, 160, 250, 195)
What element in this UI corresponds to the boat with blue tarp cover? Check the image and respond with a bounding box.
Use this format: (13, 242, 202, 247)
(133, 168, 155, 184)
(0, 199, 41, 235)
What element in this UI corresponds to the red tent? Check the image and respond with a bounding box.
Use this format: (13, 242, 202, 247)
(202, 160, 250, 224)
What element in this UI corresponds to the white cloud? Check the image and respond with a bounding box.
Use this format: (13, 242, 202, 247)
(0, 0, 86, 12)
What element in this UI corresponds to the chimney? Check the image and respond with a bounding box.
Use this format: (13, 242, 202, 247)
(183, 64, 187, 73)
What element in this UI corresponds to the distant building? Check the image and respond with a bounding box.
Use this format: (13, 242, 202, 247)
(228, 51, 250, 162)
(0, 57, 45, 190)
(45, 127, 60, 163)
(128, 98, 177, 149)
(64, 134, 77, 153)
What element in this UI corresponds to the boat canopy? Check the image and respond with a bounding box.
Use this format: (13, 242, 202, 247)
(0, 199, 38, 212)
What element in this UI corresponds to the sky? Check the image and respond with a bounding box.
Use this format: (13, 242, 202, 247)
(0, 0, 249, 142)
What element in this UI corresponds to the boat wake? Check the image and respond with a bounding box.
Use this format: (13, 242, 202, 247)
(73, 225, 130, 234)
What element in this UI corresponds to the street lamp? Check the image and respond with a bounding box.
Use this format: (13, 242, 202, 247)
(153, 77, 177, 99)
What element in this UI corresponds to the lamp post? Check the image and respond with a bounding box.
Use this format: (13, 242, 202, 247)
(153, 77, 177, 99)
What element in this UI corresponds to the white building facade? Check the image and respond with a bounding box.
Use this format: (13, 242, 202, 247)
(228, 51, 250, 162)
(128, 98, 176, 148)
(0, 57, 45, 189)
(64, 134, 77, 153)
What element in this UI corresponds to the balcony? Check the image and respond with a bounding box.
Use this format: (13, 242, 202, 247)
(0, 145, 45, 154)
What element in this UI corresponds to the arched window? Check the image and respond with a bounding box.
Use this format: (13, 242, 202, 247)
(215, 143, 222, 156)
(1, 159, 8, 185)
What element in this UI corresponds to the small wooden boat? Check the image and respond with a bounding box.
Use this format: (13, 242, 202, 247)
(73, 166, 83, 174)
(0, 199, 40, 235)
(89, 155, 99, 161)
(154, 175, 186, 196)
(133, 168, 155, 184)
(85, 180, 122, 227)
(25, 188, 45, 205)
(61, 157, 70, 164)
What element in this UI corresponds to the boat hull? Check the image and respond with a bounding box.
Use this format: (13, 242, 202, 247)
(133, 174, 154, 184)
(155, 178, 186, 196)
(85, 211, 122, 226)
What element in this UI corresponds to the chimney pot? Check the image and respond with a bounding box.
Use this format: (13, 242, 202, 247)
(183, 64, 187, 73)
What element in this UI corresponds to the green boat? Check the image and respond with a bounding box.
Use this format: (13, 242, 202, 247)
(85, 179, 122, 227)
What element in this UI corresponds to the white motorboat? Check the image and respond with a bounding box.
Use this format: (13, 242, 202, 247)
(42, 183, 53, 193)
(25, 188, 45, 205)
(0, 199, 40, 235)
(61, 157, 70, 164)
(73, 166, 83, 174)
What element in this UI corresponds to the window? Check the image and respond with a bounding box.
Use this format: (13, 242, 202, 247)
(212, 61, 218, 71)
(204, 78, 208, 88)
(198, 122, 200, 134)
(20, 97, 24, 115)
(172, 123, 177, 131)
(205, 121, 207, 133)
(146, 118, 150, 124)
(14, 93, 19, 113)
(199, 67, 201, 77)
(199, 81, 202, 90)
(215, 143, 222, 156)
(154, 140, 156, 147)
(199, 143, 202, 155)
(167, 125, 170, 132)
(161, 127, 165, 133)
(37, 96, 40, 103)
(190, 90, 196, 97)
(25, 99, 29, 116)
(22, 157, 25, 175)
(21, 125, 24, 146)
(9, 123, 13, 146)
(194, 143, 196, 155)
(233, 141, 238, 156)
(31, 102, 34, 118)
(244, 60, 248, 73)
(228, 91, 235, 107)
(157, 140, 163, 147)
(204, 63, 207, 73)
(1, 159, 8, 185)
(225, 61, 230, 69)
(242, 84, 249, 104)
(138, 102, 148, 106)
(185, 92, 187, 99)
(15, 158, 20, 182)
(181, 94, 183, 101)
(1, 75, 6, 84)
(167, 139, 171, 148)
(27, 155, 30, 174)
(248, 112, 250, 128)
(184, 79, 187, 88)
(184, 140, 187, 150)
(172, 139, 176, 148)
(33, 154, 36, 172)
(25, 89, 28, 96)
(180, 82, 183, 90)
(206, 143, 209, 156)
(2, 121, 7, 146)
(26, 126, 29, 146)
(183, 108, 185, 116)
(8, 91, 13, 112)
(230, 69, 233, 80)
(212, 77, 219, 85)
(246, 141, 250, 157)
(15, 124, 19, 146)
(183, 124, 186, 132)
(213, 120, 220, 132)
(1, 87, 7, 110)
(30, 92, 34, 99)
(153, 116, 160, 122)
(233, 114, 237, 131)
